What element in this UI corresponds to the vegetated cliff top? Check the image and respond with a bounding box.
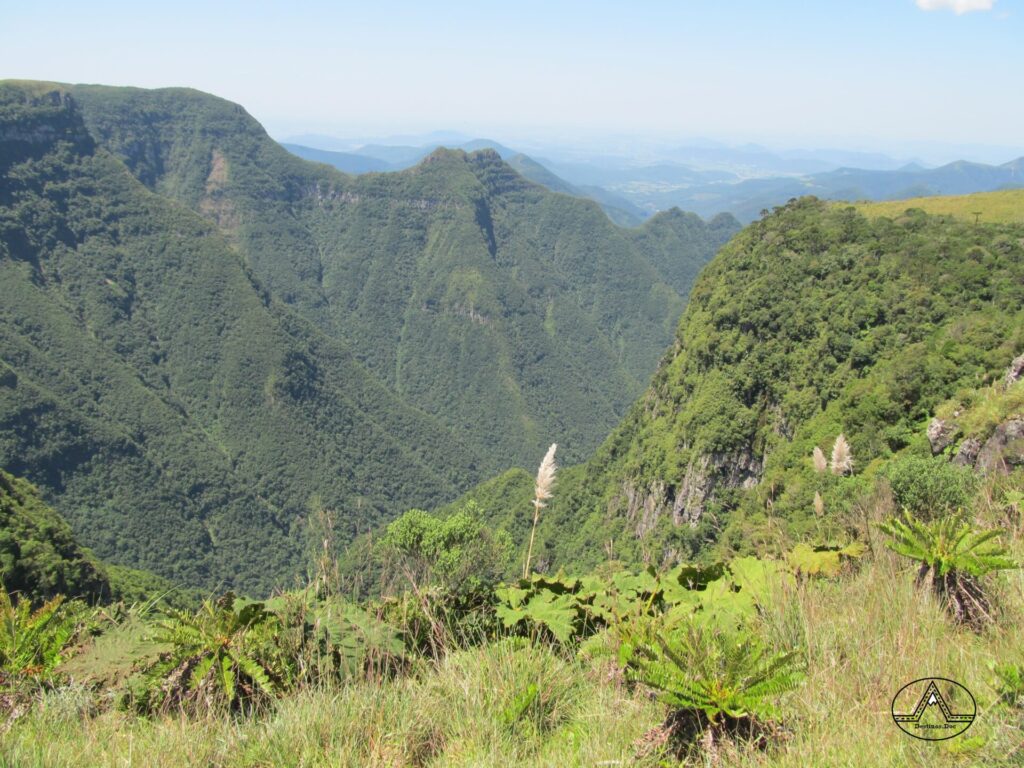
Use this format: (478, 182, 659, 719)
(852, 188, 1024, 225)
(467, 197, 1024, 572)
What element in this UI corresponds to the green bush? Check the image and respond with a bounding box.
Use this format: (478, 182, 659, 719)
(132, 590, 406, 713)
(134, 593, 284, 714)
(882, 455, 976, 518)
(618, 622, 802, 741)
(878, 511, 1017, 628)
(380, 502, 513, 592)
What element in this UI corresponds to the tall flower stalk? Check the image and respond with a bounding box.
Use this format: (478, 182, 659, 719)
(523, 443, 557, 579)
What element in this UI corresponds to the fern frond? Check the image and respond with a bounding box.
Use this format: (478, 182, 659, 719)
(234, 651, 276, 696)
(189, 654, 216, 690)
(220, 654, 235, 703)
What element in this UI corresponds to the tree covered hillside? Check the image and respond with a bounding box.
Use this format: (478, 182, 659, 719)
(0, 81, 736, 593)
(0, 469, 109, 604)
(66, 84, 738, 469)
(464, 198, 1024, 571)
(0, 83, 482, 593)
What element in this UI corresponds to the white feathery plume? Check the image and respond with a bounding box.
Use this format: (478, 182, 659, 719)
(830, 434, 854, 476)
(533, 443, 558, 509)
(524, 443, 557, 578)
(812, 446, 828, 473)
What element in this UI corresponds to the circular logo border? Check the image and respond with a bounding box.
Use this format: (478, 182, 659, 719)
(891, 676, 976, 741)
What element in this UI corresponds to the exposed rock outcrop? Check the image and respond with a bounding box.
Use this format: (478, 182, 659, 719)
(623, 480, 672, 540)
(927, 417, 959, 454)
(953, 438, 982, 467)
(672, 450, 762, 526)
(975, 418, 1024, 473)
(1005, 354, 1024, 388)
(622, 448, 763, 539)
(934, 354, 1023, 471)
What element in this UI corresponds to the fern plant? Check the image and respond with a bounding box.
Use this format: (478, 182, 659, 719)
(269, 590, 406, 682)
(0, 586, 85, 685)
(878, 511, 1018, 628)
(990, 658, 1024, 709)
(619, 619, 803, 757)
(139, 592, 283, 713)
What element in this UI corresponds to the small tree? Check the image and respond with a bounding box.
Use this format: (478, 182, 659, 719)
(882, 455, 975, 520)
(381, 502, 511, 592)
(879, 511, 1018, 628)
(380, 503, 512, 653)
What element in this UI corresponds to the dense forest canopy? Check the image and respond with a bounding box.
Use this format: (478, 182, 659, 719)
(66, 84, 738, 471)
(0, 83, 481, 592)
(452, 199, 1024, 572)
(0, 81, 735, 593)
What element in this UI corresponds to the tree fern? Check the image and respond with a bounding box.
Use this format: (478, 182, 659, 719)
(141, 593, 281, 713)
(879, 511, 1018, 628)
(620, 619, 804, 728)
(0, 586, 85, 684)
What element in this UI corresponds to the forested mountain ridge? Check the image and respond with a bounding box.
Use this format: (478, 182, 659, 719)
(455, 198, 1024, 571)
(0, 467, 201, 608)
(0, 81, 736, 593)
(283, 140, 648, 226)
(65, 83, 739, 469)
(0, 82, 481, 592)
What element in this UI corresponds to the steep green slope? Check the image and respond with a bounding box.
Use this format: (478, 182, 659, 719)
(0, 469, 110, 603)
(630, 208, 743, 295)
(503, 152, 648, 226)
(0, 83, 477, 593)
(66, 84, 738, 468)
(477, 198, 1024, 569)
(0, 468, 197, 608)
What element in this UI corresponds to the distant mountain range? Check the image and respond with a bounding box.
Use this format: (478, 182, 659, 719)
(282, 140, 649, 226)
(533, 154, 1024, 223)
(284, 135, 1024, 224)
(629, 157, 1024, 222)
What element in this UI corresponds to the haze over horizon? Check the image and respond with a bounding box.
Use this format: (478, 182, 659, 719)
(4, 1, 1024, 762)
(3, 0, 1023, 166)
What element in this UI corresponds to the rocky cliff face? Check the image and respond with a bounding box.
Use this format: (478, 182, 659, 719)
(0, 85, 94, 169)
(929, 355, 1024, 474)
(620, 446, 763, 540)
(974, 418, 1024, 473)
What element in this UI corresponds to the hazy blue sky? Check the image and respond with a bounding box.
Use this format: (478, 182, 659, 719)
(2, 0, 1021, 155)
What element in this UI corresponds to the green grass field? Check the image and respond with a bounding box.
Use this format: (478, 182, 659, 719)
(4, 534, 1022, 767)
(852, 189, 1024, 224)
